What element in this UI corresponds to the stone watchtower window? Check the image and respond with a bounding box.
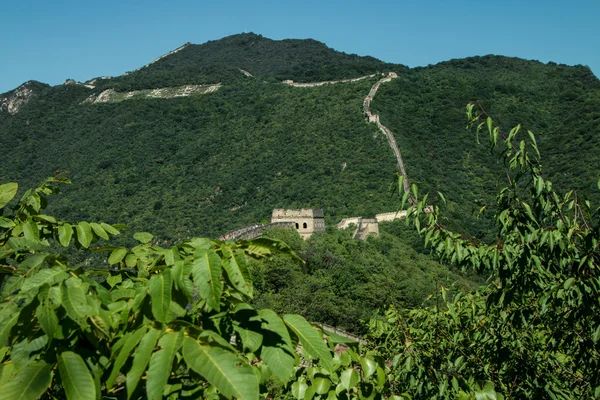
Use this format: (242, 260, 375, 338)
(295, 223, 299, 229)
(303, 222, 307, 229)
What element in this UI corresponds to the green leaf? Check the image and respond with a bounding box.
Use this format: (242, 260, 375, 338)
(106, 274, 122, 288)
(0, 183, 18, 209)
(563, 278, 575, 290)
(61, 278, 90, 326)
(233, 324, 263, 353)
(486, 116, 493, 135)
(340, 368, 359, 391)
(221, 246, 252, 297)
(27, 193, 41, 213)
(148, 269, 172, 322)
(17, 253, 46, 272)
(108, 248, 128, 265)
(76, 221, 93, 248)
(592, 325, 600, 343)
(33, 214, 56, 224)
(164, 248, 176, 266)
(182, 336, 259, 400)
(283, 314, 333, 372)
(437, 191, 447, 206)
(313, 377, 331, 395)
(191, 249, 223, 311)
(90, 222, 109, 240)
(291, 378, 308, 399)
(0, 361, 14, 391)
(0, 360, 52, 400)
(360, 357, 377, 378)
(36, 303, 59, 341)
(172, 260, 194, 299)
(22, 220, 40, 243)
(21, 266, 67, 292)
(0, 216, 15, 229)
(0, 303, 20, 346)
(100, 222, 120, 236)
(411, 183, 418, 201)
(125, 253, 138, 268)
(397, 174, 405, 194)
(257, 309, 295, 383)
(126, 328, 161, 399)
(58, 351, 97, 400)
(242, 238, 302, 262)
(146, 330, 183, 400)
(58, 223, 73, 247)
(133, 232, 153, 244)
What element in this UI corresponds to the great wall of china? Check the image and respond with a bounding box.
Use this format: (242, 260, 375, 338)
(363, 73, 412, 196)
(219, 221, 295, 241)
(219, 71, 413, 241)
(282, 73, 378, 87)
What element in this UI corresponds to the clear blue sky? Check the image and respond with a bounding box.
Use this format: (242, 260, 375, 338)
(1, 0, 598, 93)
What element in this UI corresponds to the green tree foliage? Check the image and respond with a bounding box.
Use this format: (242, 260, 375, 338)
(371, 56, 600, 238)
(0, 176, 372, 399)
(1, 40, 598, 244)
(2, 105, 599, 399)
(365, 106, 600, 399)
(250, 225, 479, 334)
(102, 33, 396, 91)
(0, 77, 399, 241)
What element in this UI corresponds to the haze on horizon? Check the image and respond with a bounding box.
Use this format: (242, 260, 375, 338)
(1, 0, 598, 94)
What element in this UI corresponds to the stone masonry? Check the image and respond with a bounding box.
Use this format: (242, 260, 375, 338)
(271, 208, 326, 239)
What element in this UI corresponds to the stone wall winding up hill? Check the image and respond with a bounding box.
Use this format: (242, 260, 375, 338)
(284, 71, 413, 202)
(363, 72, 412, 198)
(219, 222, 295, 241)
(282, 73, 379, 87)
(83, 83, 221, 104)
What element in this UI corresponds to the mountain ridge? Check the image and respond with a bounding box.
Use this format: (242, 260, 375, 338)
(1, 33, 598, 242)
(4, 32, 596, 98)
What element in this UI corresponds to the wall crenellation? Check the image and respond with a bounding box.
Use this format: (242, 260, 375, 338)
(271, 208, 326, 239)
(219, 221, 295, 241)
(218, 71, 413, 242)
(219, 208, 409, 242)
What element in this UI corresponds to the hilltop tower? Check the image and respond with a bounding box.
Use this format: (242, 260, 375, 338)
(271, 209, 326, 239)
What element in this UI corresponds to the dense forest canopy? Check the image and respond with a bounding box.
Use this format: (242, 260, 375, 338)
(1, 33, 600, 398)
(1, 34, 597, 243)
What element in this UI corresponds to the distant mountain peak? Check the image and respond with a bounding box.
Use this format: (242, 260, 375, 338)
(0, 80, 48, 114)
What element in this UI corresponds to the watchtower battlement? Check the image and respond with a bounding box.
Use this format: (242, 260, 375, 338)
(271, 208, 326, 238)
(337, 217, 379, 240)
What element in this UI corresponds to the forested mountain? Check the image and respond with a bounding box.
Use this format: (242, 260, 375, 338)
(1, 32, 598, 241)
(2, 33, 600, 399)
(100, 33, 396, 91)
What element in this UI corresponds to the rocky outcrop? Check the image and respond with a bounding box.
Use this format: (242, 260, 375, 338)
(0, 82, 39, 114)
(125, 42, 192, 75)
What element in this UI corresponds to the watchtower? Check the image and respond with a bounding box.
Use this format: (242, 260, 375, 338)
(271, 208, 326, 239)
